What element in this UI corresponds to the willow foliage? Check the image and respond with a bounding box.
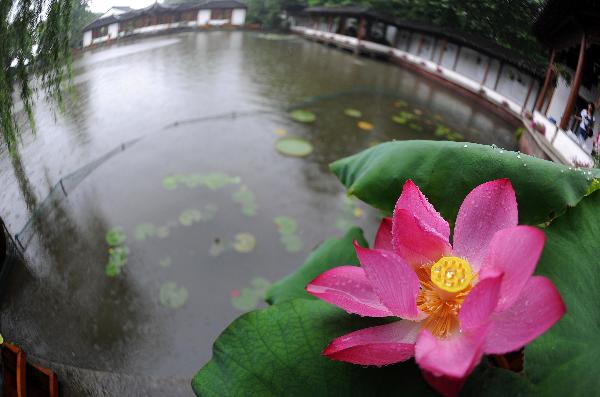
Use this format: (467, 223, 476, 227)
(1, 0, 72, 154)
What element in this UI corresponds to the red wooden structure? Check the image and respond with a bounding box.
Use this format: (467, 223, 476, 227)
(2, 343, 58, 397)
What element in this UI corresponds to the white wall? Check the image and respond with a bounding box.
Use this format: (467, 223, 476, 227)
(108, 23, 119, 39)
(546, 75, 571, 125)
(83, 31, 92, 47)
(385, 25, 397, 45)
(231, 9, 246, 25)
(441, 43, 459, 69)
(197, 9, 211, 25)
(455, 48, 488, 84)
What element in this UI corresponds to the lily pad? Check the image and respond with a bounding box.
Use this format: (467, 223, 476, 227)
(232, 187, 258, 216)
(209, 238, 227, 256)
(273, 216, 298, 235)
(251, 277, 271, 297)
(162, 175, 178, 190)
(344, 108, 362, 118)
(232, 233, 256, 253)
(106, 227, 126, 246)
(394, 100, 408, 107)
(275, 137, 313, 158)
(106, 246, 129, 277)
(156, 226, 170, 238)
(230, 287, 260, 311)
(203, 173, 241, 190)
(274, 128, 287, 136)
(159, 257, 172, 268)
(289, 109, 316, 123)
(409, 123, 423, 132)
(357, 121, 374, 131)
(134, 223, 156, 241)
(392, 115, 407, 125)
(159, 282, 189, 309)
(281, 234, 303, 253)
(179, 209, 204, 226)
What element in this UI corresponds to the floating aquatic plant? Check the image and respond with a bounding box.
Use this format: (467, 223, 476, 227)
(105, 245, 130, 277)
(274, 128, 287, 136)
(209, 238, 227, 257)
(274, 216, 303, 252)
(357, 121, 374, 131)
(134, 223, 157, 241)
(394, 100, 408, 108)
(179, 205, 218, 227)
(232, 186, 258, 216)
(232, 233, 257, 253)
(290, 109, 316, 123)
(106, 227, 126, 246)
(159, 282, 189, 309)
(230, 277, 272, 311)
(392, 115, 408, 125)
(275, 137, 314, 158)
(159, 257, 172, 268)
(162, 173, 241, 191)
(344, 109, 362, 118)
(409, 123, 423, 132)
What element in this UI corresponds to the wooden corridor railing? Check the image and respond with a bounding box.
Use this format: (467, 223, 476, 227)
(2, 343, 58, 397)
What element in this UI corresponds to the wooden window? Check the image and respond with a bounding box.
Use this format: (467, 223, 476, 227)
(211, 9, 232, 20)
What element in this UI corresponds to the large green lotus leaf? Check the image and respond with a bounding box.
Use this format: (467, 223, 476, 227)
(192, 299, 526, 397)
(265, 227, 367, 305)
(330, 141, 599, 226)
(523, 190, 600, 395)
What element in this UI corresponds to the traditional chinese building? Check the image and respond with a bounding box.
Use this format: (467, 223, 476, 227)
(290, 4, 596, 166)
(82, 0, 247, 48)
(523, 0, 600, 165)
(291, 7, 543, 120)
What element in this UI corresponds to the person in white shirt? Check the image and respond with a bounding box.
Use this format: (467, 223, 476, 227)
(575, 102, 595, 145)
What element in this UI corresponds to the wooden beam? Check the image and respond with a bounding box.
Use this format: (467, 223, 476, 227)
(559, 33, 586, 130)
(535, 49, 556, 111)
(452, 45, 462, 71)
(494, 62, 504, 91)
(327, 17, 333, 32)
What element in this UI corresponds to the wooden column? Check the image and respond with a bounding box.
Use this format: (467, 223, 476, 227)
(416, 36, 425, 56)
(452, 46, 462, 71)
(337, 17, 345, 34)
(481, 57, 492, 86)
(327, 17, 333, 32)
(437, 40, 447, 65)
(522, 78, 536, 113)
(535, 49, 556, 111)
(355, 17, 365, 55)
(493, 62, 504, 90)
(560, 34, 586, 130)
(430, 38, 438, 61)
(405, 32, 412, 52)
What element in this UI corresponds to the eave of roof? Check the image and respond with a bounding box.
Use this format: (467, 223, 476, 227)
(83, 0, 246, 31)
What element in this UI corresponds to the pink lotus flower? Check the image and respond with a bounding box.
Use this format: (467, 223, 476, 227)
(306, 179, 565, 396)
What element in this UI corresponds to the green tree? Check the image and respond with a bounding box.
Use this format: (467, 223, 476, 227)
(1, 0, 72, 153)
(70, 0, 99, 48)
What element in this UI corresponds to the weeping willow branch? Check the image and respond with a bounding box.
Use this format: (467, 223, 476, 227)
(0, 0, 72, 154)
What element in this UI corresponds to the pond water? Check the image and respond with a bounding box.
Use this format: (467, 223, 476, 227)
(0, 31, 518, 395)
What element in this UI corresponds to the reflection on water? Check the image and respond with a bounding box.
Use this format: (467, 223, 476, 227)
(0, 31, 518, 395)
